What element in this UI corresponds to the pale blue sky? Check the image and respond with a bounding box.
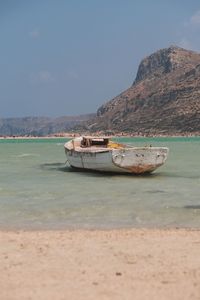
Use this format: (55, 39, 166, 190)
(1, 0, 200, 117)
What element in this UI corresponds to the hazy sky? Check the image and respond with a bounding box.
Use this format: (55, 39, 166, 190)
(1, 0, 200, 118)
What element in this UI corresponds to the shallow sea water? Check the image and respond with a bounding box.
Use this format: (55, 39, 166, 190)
(0, 137, 200, 229)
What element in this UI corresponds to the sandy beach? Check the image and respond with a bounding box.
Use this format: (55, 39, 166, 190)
(1, 229, 200, 300)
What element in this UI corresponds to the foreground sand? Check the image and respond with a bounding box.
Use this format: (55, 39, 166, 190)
(1, 229, 200, 300)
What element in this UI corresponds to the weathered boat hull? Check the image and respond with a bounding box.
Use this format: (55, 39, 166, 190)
(64, 138, 169, 174)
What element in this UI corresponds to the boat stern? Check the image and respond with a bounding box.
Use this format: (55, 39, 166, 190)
(112, 147, 169, 174)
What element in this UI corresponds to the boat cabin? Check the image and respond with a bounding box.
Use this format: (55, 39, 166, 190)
(81, 136, 109, 148)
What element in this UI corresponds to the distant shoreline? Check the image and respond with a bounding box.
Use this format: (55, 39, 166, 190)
(0, 132, 200, 139)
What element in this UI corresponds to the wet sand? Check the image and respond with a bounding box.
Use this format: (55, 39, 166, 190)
(1, 229, 200, 300)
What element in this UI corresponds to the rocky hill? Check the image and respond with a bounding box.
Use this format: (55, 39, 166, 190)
(2, 46, 200, 136)
(84, 46, 200, 135)
(0, 114, 94, 136)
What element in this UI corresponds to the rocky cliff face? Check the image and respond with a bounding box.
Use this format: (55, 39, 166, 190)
(86, 46, 200, 135)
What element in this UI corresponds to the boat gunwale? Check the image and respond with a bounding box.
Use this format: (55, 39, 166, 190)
(64, 142, 169, 153)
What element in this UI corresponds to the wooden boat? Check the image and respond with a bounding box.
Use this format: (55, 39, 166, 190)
(64, 136, 169, 174)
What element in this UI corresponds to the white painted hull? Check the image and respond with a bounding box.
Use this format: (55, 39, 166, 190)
(64, 138, 169, 174)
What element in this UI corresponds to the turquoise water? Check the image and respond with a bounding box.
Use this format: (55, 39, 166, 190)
(0, 137, 200, 229)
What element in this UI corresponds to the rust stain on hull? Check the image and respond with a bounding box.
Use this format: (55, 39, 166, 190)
(123, 164, 162, 174)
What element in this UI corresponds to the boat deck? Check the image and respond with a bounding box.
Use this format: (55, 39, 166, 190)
(72, 146, 111, 153)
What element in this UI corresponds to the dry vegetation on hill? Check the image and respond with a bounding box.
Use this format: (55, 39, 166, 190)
(84, 46, 200, 135)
